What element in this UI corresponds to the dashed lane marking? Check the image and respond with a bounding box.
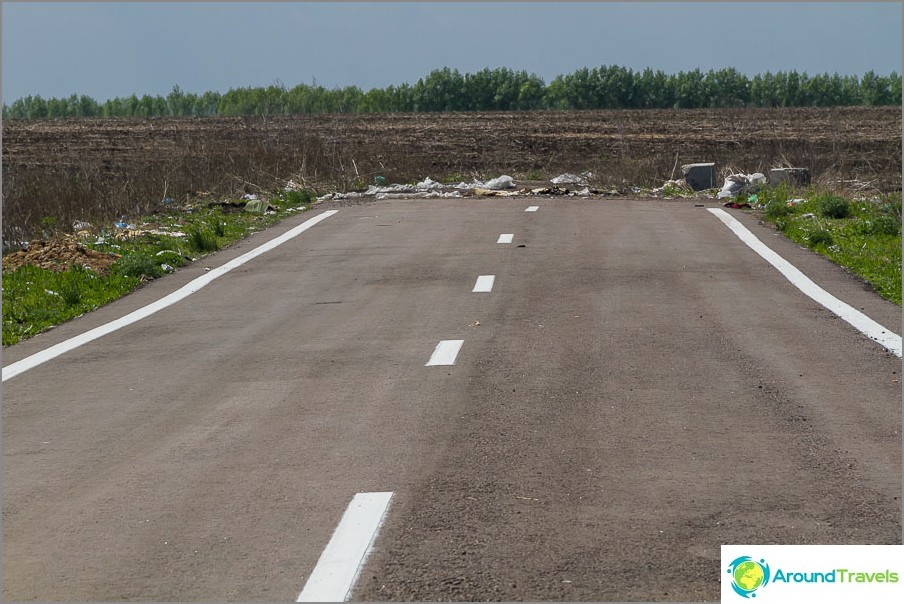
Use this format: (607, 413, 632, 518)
(472, 275, 495, 293)
(425, 340, 464, 366)
(296, 492, 394, 602)
(497, 233, 514, 243)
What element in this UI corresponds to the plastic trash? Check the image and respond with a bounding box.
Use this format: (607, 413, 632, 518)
(374, 175, 386, 186)
(717, 173, 766, 199)
(72, 220, 94, 232)
(161, 264, 174, 272)
(415, 177, 444, 190)
(482, 175, 516, 190)
(551, 172, 592, 186)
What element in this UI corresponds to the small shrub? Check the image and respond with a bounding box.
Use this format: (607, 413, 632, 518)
(187, 227, 219, 253)
(282, 189, 314, 205)
(114, 253, 165, 279)
(818, 195, 851, 219)
(806, 228, 833, 246)
(764, 199, 791, 219)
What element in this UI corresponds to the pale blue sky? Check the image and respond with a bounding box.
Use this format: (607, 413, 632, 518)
(2, 2, 902, 103)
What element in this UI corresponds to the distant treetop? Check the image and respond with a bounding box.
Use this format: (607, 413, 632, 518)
(3, 66, 900, 119)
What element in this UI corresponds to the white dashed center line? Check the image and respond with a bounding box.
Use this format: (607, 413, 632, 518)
(497, 233, 514, 243)
(425, 340, 464, 366)
(472, 275, 495, 293)
(296, 492, 394, 602)
(525, 206, 539, 212)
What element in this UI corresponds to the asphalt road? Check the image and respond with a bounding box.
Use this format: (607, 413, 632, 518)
(2, 198, 901, 602)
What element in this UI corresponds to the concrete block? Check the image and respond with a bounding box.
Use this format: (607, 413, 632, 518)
(769, 168, 811, 187)
(681, 162, 716, 191)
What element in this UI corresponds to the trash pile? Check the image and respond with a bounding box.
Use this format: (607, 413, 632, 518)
(315, 174, 607, 202)
(1, 239, 121, 275)
(717, 173, 767, 199)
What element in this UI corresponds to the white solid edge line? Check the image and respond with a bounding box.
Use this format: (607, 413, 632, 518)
(2, 210, 340, 381)
(425, 339, 464, 366)
(497, 233, 514, 244)
(525, 206, 539, 212)
(708, 208, 902, 357)
(472, 275, 495, 293)
(296, 491, 394, 602)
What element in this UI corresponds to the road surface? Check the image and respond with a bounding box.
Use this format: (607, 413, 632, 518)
(2, 197, 900, 601)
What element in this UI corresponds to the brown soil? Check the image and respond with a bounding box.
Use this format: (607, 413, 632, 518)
(1, 239, 120, 274)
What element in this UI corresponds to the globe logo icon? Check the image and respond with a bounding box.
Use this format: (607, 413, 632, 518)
(727, 556, 771, 598)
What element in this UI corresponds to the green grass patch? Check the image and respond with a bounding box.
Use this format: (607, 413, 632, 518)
(754, 187, 901, 305)
(2, 264, 139, 346)
(3, 188, 317, 346)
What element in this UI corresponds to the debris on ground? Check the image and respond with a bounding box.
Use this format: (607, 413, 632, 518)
(244, 198, 276, 214)
(681, 163, 716, 191)
(2, 239, 121, 275)
(551, 172, 592, 185)
(717, 173, 766, 199)
(474, 188, 520, 197)
(453, 175, 516, 190)
(652, 179, 692, 196)
(722, 201, 752, 209)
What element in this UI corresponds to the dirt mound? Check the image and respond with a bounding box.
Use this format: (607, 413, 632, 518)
(2, 240, 121, 275)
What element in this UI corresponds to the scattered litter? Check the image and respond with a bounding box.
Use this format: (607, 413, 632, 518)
(482, 175, 516, 189)
(652, 179, 692, 196)
(114, 218, 135, 229)
(241, 193, 259, 201)
(244, 199, 275, 214)
(45, 289, 61, 297)
(531, 186, 572, 196)
(454, 175, 516, 190)
(801, 212, 816, 219)
(160, 197, 175, 205)
(373, 175, 386, 186)
(716, 173, 766, 199)
(474, 187, 519, 197)
(574, 187, 592, 196)
(285, 180, 305, 192)
(551, 172, 592, 185)
(722, 201, 752, 209)
(787, 198, 807, 206)
(160, 264, 174, 273)
(72, 220, 94, 232)
(415, 177, 444, 190)
(316, 193, 334, 202)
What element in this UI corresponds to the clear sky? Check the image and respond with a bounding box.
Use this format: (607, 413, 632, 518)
(2, 1, 902, 103)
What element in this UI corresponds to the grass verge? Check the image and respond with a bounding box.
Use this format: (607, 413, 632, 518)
(2, 189, 315, 346)
(751, 185, 901, 305)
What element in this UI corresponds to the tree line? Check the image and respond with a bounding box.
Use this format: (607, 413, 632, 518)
(3, 66, 901, 119)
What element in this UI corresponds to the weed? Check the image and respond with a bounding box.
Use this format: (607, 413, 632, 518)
(58, 278, 83, 306)
(817, 194, 851, 219)
(114, 253, 165, 280)
(764, 199, 792, 220)
(805, 228, 833, 246)
(187, 227, 219, 253)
